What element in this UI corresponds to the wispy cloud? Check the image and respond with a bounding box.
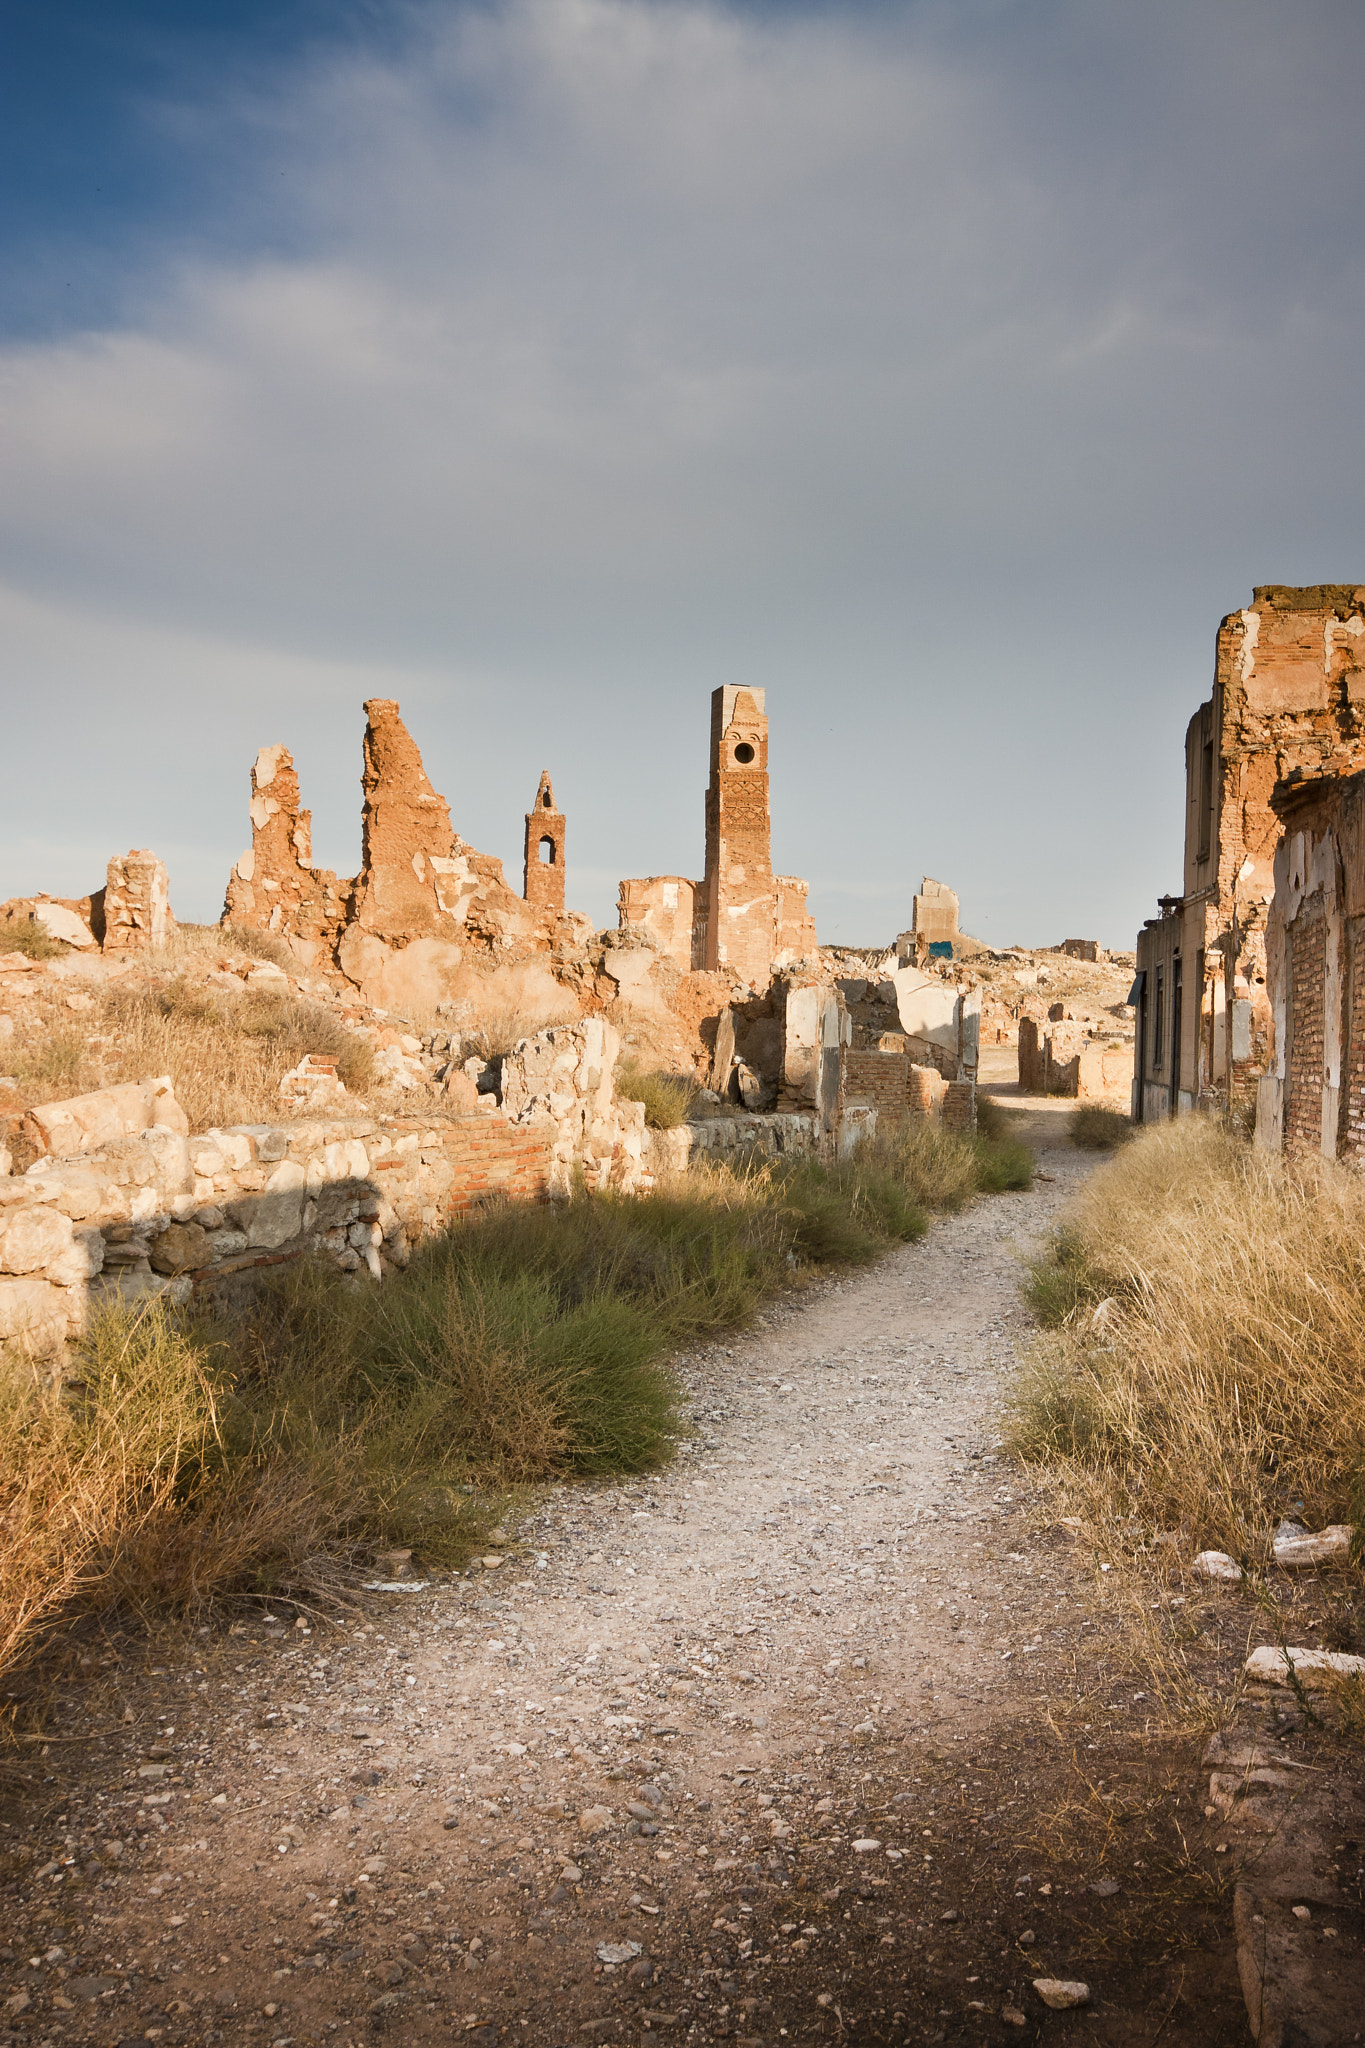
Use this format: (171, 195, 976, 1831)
(3, 0, 1363, 941)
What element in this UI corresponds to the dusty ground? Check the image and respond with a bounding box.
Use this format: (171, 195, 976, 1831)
(1, 1095, 1253, 2048)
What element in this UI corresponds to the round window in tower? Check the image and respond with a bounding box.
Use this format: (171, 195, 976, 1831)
(733, 741, 755, 765)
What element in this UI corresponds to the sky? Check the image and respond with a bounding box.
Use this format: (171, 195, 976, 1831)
(2, 0, 1363, 949)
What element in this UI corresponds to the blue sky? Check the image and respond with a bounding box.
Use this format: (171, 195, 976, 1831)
(3, 0, 1364, 947)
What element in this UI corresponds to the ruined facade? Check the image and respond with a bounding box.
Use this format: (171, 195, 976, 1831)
(1258, 766, 1365, 1160)
(618, 686, 817, 984)
(1134, 585, 1365, 1123)
(222, 700, 587, 1016)
(523, 772, 566, 914)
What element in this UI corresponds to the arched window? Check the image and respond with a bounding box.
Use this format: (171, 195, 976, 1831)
(539, 837, 556, 864)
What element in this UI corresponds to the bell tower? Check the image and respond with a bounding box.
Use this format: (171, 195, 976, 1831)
(701, 687, 773, 982)
(523, 770, 566, 912)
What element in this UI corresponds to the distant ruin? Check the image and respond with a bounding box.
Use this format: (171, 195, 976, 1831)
(618, 686, 817, 985)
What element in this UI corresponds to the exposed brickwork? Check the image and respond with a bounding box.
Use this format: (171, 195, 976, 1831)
(943, 1081, 977, 1132)
(840, 1049, 913, 1118)
(1284, 900, 1326, 1159)
(1343, 912, 1365, 1162)
(523, 771, 566, 914)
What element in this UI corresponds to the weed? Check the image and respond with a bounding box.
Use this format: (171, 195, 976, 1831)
(618, 1063, 698, 1129)
(1070, 1105, 1134, 1151)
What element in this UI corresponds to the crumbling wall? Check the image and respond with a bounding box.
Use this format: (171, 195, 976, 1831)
(224, 747, 347, 956)
(1020, 1016, 1129, 1099)
(1259, 766, 1365, 1160)
(616, 877, 701, 973)
(500, 1017, 647, 1195)
(221, 700, 591, 1016)
(1139, 586, 1365, 1124)
(0, 1080, 553, 1361)
(911, 877, 959, 947)
(102, 850, 175, 955)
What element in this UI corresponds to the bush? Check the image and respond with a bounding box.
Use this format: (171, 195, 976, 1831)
(0, 916, 68, 960)
(618, 1063, 698, 1129)
(1070, 1106, 1134, 1151)
(1010, 1118, 1365, 1555)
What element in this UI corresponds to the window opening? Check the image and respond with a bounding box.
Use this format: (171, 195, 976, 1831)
(539, 837, 556, 865)
(733, 742, 755, 765)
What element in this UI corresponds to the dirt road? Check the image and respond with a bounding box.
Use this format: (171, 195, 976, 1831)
(0, 1097, 1248, 2047)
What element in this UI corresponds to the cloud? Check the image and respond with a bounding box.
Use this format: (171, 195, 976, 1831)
(2, 0, 1364, 941)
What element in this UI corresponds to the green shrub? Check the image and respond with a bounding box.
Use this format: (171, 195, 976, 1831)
(0, 916, 68, 960)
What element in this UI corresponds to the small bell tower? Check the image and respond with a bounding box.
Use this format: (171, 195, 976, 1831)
(523, 770, 566, 912)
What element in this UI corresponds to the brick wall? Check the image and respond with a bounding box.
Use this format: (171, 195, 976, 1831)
(943, 1081, 976, 1132)
(840, 1049, 912, 1117)
(1284, 900, 1326, 1158)
(1342, 914, 1365, 1162)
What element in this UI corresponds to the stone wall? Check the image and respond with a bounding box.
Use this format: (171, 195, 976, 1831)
(500, 1018, 648, 1196)
(1020, 1016, 1129, 1100)
(0, 1079, 552, 1362)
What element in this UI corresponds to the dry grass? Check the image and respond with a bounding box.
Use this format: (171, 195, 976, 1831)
(1011, 1118, 1365, 1559)
(462, 1003, 582, 1059)
(0, 1301, 352, 1685)
(617, 1062, 698, 1128)
(7, 978, 374, 1132)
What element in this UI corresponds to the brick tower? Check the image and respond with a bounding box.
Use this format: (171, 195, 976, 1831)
(523, 770, 566, 912)
(701, 687, 773, 982)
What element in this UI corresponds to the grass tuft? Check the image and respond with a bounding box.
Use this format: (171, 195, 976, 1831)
(1070, 1105, 1134, 1151)
(618, 1063, 698, 1129)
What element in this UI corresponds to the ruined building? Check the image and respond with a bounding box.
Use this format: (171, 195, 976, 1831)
(617, 686, 817, 984)
(1133, 585, 1365, 1122)
(523, 772, 565, 914)
(223, 700, 587, 1016)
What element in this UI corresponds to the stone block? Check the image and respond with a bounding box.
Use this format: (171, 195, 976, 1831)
(23, 1076, 187, 1158)
(0, 1203, 74, 1275)
(150, 1222, 213, 1275)
(0, 1276, 69, 1352)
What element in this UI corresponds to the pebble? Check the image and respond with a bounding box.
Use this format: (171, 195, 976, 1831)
(1033, 1979, 1091, 2010)
(1193, 1550, 1243, 1582)
(596, 1942, 643, 1965)
(578, 1805, 613, 1835)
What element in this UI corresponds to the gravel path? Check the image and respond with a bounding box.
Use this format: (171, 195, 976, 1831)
(9, 1101, 1249, 2046)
